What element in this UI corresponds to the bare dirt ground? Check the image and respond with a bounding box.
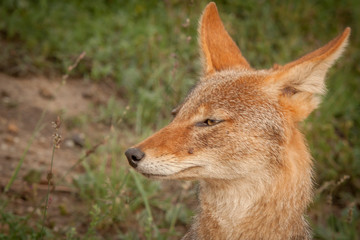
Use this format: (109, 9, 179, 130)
(0, 73, 115, 233)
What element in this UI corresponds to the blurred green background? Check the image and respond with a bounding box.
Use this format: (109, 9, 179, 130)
(0, 0, 359, 239)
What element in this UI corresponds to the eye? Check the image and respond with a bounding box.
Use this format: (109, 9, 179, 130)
(171, 108, 178, 117)
(205, 119, 217, 126)
(195, 119, 223, 127)
(171, 105, 182, 117)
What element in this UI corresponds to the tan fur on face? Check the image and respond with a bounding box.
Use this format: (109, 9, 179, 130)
(127, 2, 350, 239)
(136, 70, 285, 181)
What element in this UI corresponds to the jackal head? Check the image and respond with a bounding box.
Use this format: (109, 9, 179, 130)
(125, 3, 350, 181)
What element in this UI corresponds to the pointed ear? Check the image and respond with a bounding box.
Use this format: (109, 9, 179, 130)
(269, 28, 350, 122)
(199, 2, 251, 75)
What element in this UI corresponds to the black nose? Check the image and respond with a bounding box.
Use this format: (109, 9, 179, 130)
(125, 148, 145, 168)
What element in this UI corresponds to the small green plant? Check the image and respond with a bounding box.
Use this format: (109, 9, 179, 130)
(0, 210, 38, 239)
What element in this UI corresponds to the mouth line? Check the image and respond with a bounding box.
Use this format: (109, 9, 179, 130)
(140, 166, 201, 179)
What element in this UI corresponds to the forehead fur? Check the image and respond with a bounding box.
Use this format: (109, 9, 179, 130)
(177, 69, 272, 119)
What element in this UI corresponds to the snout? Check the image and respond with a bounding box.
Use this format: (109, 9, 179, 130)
(125, 147, 145, 168)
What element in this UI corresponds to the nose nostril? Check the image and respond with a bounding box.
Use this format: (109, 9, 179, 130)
(125, 148, 145, 168)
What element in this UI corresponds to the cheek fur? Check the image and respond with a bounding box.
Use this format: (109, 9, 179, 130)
(193, 126, 229, 149)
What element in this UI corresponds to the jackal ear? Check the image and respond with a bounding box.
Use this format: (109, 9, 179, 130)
(199, 2, 251, 76)
(269, 28, 350, 122)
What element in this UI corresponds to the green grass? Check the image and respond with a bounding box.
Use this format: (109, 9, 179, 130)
(0, 0, 359, 239)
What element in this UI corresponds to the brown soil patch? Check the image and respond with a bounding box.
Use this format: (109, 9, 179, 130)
(0, 73, 116, 234)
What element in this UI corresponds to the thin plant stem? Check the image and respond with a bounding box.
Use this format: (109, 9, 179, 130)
(16, 140, 105, 228)
(39, 142, 56, 239)
(39, 116, 61, 239)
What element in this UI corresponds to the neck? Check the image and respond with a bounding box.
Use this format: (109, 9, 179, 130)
(190, 130, 313, 240)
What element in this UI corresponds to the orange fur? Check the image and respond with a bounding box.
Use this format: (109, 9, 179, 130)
(199, 2, 251, 75)
(125, 2, 350, 239)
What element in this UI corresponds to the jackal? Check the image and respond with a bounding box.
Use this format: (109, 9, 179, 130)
(125, 2, 350, 239)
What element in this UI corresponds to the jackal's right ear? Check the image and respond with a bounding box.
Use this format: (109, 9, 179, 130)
(199, 2, 251, 76)
(268, 28, 350, 122)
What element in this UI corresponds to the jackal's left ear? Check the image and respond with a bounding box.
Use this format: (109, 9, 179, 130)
(199, 2, 251, 76)
(269, 28, 350, 122)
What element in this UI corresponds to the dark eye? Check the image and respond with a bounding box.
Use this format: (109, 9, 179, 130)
(171, 108, 178, 117)
(205, 119, 217, 126)
(171, 105, 182, 117)
(195, 119, 223, 127)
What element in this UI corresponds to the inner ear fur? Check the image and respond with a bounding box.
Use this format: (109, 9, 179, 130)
(199, 2, 251, 75)
(268, 28, 351, 121)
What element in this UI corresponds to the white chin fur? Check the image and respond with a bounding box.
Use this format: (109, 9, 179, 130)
(136, 156, 201, 177)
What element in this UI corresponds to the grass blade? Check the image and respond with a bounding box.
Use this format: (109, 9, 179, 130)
(4, 111, 46, 192)
(130, 169, 158, 239)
